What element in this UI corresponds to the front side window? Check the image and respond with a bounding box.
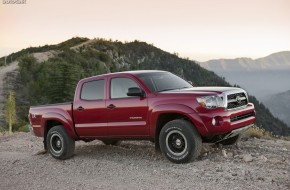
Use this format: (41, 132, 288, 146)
(81, 80, 104, 100)
(110, 78, 139, 99)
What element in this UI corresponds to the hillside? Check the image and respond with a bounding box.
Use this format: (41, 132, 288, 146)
(1, 37, 290, 136)
(0, 61, 19, 128)
(262, 90, 290, 128)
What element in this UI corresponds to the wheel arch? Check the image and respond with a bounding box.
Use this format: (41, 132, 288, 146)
(150, 104, 207, 139)
(155, 113, 187, 142)
(41, 112, 78, 140)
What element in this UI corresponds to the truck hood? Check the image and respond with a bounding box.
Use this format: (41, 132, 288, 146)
(158, 87, 243, 95)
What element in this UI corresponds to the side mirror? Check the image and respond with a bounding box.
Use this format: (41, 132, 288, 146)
(127, 87, 145, 97)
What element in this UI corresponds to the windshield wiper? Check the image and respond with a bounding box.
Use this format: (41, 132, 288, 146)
(179, 86, 191, 89)
(158, 88, 178, 92)
(158, 87, 190, 92)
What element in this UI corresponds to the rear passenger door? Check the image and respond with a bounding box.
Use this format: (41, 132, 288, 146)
(73, 78, 108, 138)
(106, 77, 149, 137)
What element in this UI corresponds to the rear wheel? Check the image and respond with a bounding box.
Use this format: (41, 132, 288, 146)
(102, 139, 120, 146)
(219, 135, 240, 145)
(159, 119, 202, 163)
(46, 125, 75, 160)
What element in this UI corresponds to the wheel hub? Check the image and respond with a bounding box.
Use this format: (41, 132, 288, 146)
(56, 140, 61, 148)
(50, 133, 63, 154)
(166, 130, 187, 156)
(175, 138, 182, 147)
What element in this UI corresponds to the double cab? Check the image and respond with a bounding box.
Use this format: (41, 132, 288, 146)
(29, 70, 256, 163)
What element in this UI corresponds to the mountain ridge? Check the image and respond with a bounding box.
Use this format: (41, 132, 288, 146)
(1, 37, 289, 136)
(200, 51, 290, 71)
(261, 90, 290, 128)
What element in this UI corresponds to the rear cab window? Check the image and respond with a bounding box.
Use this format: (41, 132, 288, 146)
(81, 80, 105, 100)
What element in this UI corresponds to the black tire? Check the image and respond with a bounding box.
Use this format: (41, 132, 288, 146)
(46, 125, 75, 160)
(102, 139, 120, 146)
(159, 119, 202, 163)
(82, 139, 94, 143)
(219, 135, 240, 145)
(43, 137, 48, 150)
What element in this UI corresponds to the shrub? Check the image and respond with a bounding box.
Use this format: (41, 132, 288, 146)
(18, 124, 30, 132)
(244, 125, 274, 139)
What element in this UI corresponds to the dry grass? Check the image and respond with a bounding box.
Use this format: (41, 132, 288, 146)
(244, 125, 274, 140)
(244, 125, 290, 141)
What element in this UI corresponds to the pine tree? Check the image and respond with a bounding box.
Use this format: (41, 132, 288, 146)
(5, 91, 16, 134)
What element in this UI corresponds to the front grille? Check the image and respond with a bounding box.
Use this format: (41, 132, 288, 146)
(227, 92, 248, 109)
(230, 112, 254, 122)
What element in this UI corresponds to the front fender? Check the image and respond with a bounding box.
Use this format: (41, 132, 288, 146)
(149, 104, 208, 137)
(41, 112, 78, 139)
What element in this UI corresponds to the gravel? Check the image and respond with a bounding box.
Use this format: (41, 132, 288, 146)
(0, 133, 290, 190)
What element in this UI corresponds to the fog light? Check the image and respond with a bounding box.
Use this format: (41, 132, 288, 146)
(212, 118, 216, 126)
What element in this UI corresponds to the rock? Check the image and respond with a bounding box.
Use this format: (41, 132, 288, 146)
(258, 155, 268, 162)
(269, 159, 282, 164)
(236, 142, 241, 148)
(216, 168, 223, 172)
(12, 159, 19, 164)
(222, 149, 227, 158)
(201, 145, 209, 154)
(227, 152, 234, 158)
(34, 150, 47, 155)
(284, 159, 290, 165)
(242, 154, 253, 162)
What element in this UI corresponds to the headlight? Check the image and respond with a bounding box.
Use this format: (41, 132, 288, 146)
(196, 95, 224, 109)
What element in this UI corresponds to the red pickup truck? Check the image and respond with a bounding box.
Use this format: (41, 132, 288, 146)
(29, 70, 256, 163)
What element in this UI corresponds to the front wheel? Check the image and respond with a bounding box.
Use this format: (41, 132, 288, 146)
(46, 125, 75, 160)
(159, 119, 202, 163)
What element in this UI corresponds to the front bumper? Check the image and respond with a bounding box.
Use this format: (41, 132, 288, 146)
(192, 103, 256, 137)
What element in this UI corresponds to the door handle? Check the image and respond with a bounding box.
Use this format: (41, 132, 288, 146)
(77, 106, 84, 111)
(107, 104, 116, 109)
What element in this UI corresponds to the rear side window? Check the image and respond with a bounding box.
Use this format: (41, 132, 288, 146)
(81, 80, 104, 100)
(110, 77, 139, 99)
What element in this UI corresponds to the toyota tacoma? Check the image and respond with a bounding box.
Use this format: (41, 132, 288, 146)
(29, 70, 256, 163)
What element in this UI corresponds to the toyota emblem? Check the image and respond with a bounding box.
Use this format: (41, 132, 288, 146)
(236, 96, 242, 104)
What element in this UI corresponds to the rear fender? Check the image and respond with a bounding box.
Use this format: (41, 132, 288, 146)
(41, 112, 78, 140)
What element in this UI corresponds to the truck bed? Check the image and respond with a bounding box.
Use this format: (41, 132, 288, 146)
(29, 102, 74, 137)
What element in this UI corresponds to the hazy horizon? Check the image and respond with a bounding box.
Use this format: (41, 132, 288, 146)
(1, 0, 290, 61)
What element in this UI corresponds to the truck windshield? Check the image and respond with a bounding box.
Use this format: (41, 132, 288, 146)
(137, 72, 192, 92)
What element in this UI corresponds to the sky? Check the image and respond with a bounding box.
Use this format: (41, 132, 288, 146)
(0, 0, 290, 61)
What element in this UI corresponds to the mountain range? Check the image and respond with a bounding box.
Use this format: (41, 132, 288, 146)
(201, 51, 290, 71)
(262, 90, 290, 128)
(0, 37, 289, 136)
(198, 51, 290, 128)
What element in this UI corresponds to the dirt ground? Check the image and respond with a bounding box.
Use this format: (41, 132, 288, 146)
(0, 132, 289, 190)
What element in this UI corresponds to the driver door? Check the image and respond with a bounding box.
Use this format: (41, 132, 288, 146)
(106, 77, 149, 137)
